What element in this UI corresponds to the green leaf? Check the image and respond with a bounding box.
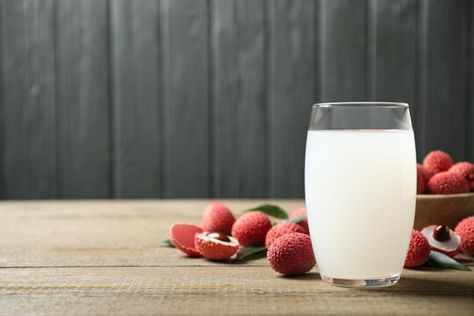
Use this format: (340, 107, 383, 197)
(425, 251, 471, 271)
(287, 215, 306, 224)
(244, 204, 288, 219)
(162, 239, 175, 248)
(235, 246, 267, 262)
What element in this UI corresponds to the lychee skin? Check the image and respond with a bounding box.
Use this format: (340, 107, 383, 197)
(455, 216, 474, 256)
(423, 150, 454, 174)
(416, 164, 426, 194)
(267, 232, 316, 276)
(449, 162, 474, 191)
(194, 233, 239, 261)
(427, 171, 470, 194)
(169, 223, 203, 257)
(288, 207, 309, 234)
(404, 230, 431, 268)
(201, 202, 236, 235)
(231, 211, 272, 247)
(265, 222, 306, 248)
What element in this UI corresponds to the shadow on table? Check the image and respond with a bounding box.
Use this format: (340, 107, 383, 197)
(279, 272, 321, 281)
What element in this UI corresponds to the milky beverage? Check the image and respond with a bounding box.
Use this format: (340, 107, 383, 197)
(305, 129, 416, 280)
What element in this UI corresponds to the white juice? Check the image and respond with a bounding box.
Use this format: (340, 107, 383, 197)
(305, 129, 416, 280)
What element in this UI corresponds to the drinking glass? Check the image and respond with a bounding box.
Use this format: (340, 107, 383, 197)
(305, 102, 416, 288)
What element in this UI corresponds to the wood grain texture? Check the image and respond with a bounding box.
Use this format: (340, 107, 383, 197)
(161, 0, 210, 198)
(0, 0, 57, 198)
(268, 0, 317, 198)
(320, 0, 367, 101)
(211, 0, 266, 198)
(469, 0, 474, 162)
(417, 0, 469, 161)
(111, 0, 161, 198)
(56, 0, 110, 198)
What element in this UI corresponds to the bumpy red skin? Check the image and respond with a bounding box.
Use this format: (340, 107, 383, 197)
(416, 164, 426, 194)
(423, 150, 454, 175)
(231, 211, 272, 246)
(427, 171, 470, 194)
(404, 230, 431, 268)
(265, 222, 306, 248)
(449, 162, 474, 191)
(455, 216, 474, 256)
(267, 233, 316, 276)
(194, 234, 239, 260)
(201, 202, 236, 235)
(169, 223, 203, 256)
(288, 207, 309, 234)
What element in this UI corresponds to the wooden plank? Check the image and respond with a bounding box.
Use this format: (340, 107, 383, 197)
(56, 0, 110, 198)
(0, 0, 57, 198)
(417, 0, 469, 161)
(320, 0, 367, 101)
(0, 267, 473, 315)
(268, 0, 317, 198)
(111, 0, 161, 198)
(212, 0, 266, 198)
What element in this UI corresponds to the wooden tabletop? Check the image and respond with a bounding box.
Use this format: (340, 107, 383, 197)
(1, 200, 473, 315)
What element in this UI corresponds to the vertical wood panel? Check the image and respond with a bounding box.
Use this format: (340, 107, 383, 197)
(468, 1, 474, 162)
(320, 0, 367, 101)
(0, 0, 57, 198)
(417, 0, 469, 161)
(268, 0, 317, 198)
(212, 0, 266, 198)
(161, 0, 210, 197)
(56, 0, 110, 198)
(111, 0, 161, 198)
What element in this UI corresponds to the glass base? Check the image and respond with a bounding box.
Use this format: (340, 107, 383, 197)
(321, 274, 400, 288)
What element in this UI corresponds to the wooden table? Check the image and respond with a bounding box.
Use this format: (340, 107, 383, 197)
(1, 200, 473, 315)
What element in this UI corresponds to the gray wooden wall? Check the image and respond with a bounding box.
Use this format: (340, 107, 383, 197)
(0, 0, 473, 199)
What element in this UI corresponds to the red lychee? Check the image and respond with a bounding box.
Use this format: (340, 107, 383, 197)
(421, 225, 460, 258)
(455, 216, 474, 256)
(265, 222, 306, 248)
(404, 229, 431, 268)
(417, 164, 426, 194)
(423, 150, 454, 174)
(449, 162, 474, 191)
(201, 202, 236, 235)
(169, 223, 203, 256)
(231, 211, 272, 247)
(194, 232, 239, 261)
(288, 207, 309, 234)
(427, 171, 469, 194)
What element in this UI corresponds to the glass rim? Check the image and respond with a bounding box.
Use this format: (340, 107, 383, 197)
(313, 102, 409, 108)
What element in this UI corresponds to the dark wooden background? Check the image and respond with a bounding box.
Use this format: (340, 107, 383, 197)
(0, 0, 472, 199)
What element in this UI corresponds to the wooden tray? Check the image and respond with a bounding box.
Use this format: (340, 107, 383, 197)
(414, 192, 474, 230)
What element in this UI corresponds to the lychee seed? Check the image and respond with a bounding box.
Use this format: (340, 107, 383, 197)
(433, 225, 450, 242)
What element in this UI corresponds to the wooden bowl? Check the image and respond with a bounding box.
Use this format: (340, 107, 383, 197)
(414, 192, 474, 230)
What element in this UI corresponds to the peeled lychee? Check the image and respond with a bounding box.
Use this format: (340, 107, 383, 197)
(169, 223, 203, 256)
(449, 162, 474, 191)
(194, 231, 239, 260)
(416, 164, 426, 194)
(421, 225, 460, 257)
(427, 171, 469, 194)
(265, 222, 306, 248)
(201, 202, 236, 235)
(231, 211, 272, 246)
(267, 232, 315, 276)
(455, 216, 474, 256)
(288, 207, 309, 234)
(423, 150, 454, 174)
(404, 230, 431, 268)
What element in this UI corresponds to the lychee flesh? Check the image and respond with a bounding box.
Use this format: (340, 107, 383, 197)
(449, 162, 474, 191)
(423, 150, 454, 174)
(416, 164, 426, 194)
(455, 216, 474, 256)
(194, 232, 239, 260)
(265, 222, 306, 248)
(288, 207, 309, 234)
(231, 211, 272, 247)
(169, 223, 203, 256)
(404, 230, 431, 268)
(267, 232, 315, 276)
(427, 171, 469, 194)
(201, 202, 236, 235)
(421, 225, 460, 258)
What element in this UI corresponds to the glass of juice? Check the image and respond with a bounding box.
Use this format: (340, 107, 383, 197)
(305, 102, 416, 288)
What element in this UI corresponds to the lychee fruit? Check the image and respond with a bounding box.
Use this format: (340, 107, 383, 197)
(267, 232, 316, 276)
(421, 225, 460, 257)
(455, 216, 474, 256)
(449, 162, 474, 191)
(201, 202, 236, 235)
(404, 229, 431, 268)
(231, 211, 272, 246)
(427, 171, 469, 194)
(194, 231, 239, 261)
(423, 150, 454, 174)
(288, 207, 309, 234)
(169, 223, 203, 256)
(265, 222, 306, 248)
(416, 164, 427, 194)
